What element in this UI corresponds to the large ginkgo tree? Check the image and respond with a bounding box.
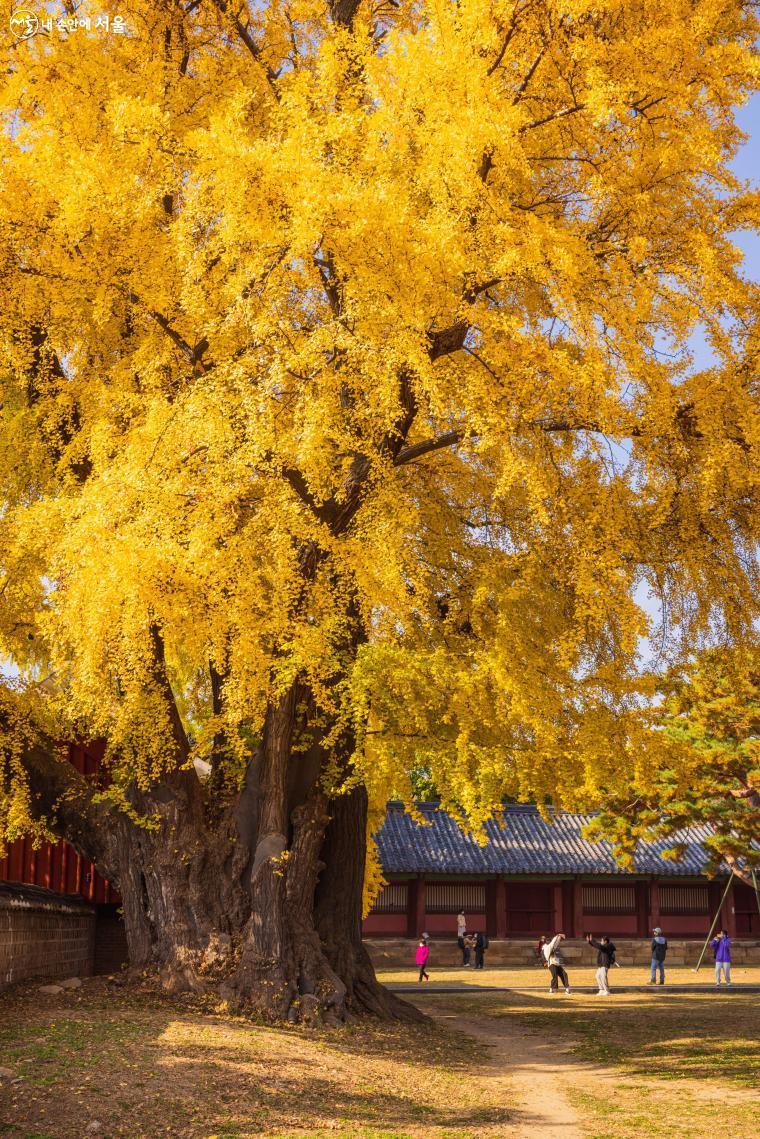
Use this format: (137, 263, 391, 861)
(0, 0, 758, 1020)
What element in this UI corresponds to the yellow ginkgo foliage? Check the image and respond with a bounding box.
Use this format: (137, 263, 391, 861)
(0, 0, 758, 1019)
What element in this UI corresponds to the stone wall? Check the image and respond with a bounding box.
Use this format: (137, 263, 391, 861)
(0, 882, 96, 986)
(365, 936, 760, 969)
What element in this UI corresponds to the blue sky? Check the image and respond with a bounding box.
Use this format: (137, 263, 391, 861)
(730, 93, 760, 267)
(689, 93, 760, 369)
(636, 91, 759, 650)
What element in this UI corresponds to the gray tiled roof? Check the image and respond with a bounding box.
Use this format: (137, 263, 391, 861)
(375, 802, 719, 877)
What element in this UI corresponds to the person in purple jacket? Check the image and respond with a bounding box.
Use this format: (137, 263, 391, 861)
(710, 929, 732, 986)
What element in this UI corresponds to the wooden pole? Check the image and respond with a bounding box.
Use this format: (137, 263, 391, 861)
(693, 875, 734, 973)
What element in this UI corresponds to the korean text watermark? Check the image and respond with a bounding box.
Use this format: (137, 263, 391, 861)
(10, 9, 129, 40)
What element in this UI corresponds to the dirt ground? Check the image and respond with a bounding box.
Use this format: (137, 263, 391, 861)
(1, 977, 758, 1139)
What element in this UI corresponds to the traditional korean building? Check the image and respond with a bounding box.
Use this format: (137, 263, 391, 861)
(0, 741, 116, 906)
(2, 782, 758, 963)
(362, 801, 760, 941)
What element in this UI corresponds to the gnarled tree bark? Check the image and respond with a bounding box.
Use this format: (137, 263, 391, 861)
(18, 720, 421, 1024)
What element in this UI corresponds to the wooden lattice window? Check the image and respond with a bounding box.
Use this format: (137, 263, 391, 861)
(582, 884, 636, 914)
(660, 885, 709, 914)
(426, 882, 485, 913)
(371, 882, 408, 914)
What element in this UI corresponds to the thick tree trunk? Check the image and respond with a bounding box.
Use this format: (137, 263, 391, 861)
(227, 687, 299, 1017)
(20, 708, 419, 1024)
(316, 784, 422, 1021)
(110, 771, 249, 992)
(223, 683, 419, 1022)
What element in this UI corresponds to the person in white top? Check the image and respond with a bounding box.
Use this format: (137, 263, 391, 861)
(456, 911, 467, 964)
(542, 932, 571, 994)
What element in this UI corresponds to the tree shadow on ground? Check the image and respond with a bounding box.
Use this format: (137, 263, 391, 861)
(0, 981, 518, 1139)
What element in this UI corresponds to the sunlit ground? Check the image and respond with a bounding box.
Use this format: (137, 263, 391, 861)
(1, 977, 758, 1138)
(376, 963, 760, 988)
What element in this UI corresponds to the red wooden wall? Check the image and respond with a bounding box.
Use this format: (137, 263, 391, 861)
(0, 740, 120, 905)
(363, 875, 755, 938)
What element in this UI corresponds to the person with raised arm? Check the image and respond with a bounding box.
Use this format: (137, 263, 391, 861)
(542, 932, 571, 995)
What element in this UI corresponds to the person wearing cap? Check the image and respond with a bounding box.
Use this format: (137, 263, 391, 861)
(649, 927, 668, 985)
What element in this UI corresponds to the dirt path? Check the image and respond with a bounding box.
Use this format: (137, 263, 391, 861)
(434, 1011, 582, 1138)
(432, 1004, 758, 1137)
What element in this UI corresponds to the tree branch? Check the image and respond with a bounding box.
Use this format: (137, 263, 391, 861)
(148, 623, 191, 764)
(393, 430, 464, 466)
(207, 0, 281, 96)
(280, 465, 336, 525)
(487, 10, 520, 77)
(519, 104, 586, 133)
(328, 0, 362, 28)
(513, 43, 547, 101)
(427, 320, 469, 361)
(128, 292, 212, 374)
(21, 740, 116, 875)
(313, 250, 345, 319)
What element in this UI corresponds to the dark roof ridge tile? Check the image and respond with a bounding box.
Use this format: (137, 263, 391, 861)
(375, 801, 716, 877)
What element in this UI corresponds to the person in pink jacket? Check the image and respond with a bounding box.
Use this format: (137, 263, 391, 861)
(416, 938, 430, 983)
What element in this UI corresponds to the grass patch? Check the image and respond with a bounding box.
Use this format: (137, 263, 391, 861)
(566, 1083, 759, 1139)
(485, 991, 760, 1086)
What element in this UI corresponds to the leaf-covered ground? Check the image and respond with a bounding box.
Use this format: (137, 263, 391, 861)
(1, 977, 758, 1138)
(0, 978, 502, 1139)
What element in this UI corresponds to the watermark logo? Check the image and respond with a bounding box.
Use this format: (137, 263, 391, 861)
(9, 9, 128, 38)
(10, 9, 38, 39)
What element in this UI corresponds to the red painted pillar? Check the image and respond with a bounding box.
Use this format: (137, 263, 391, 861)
(553, 883, 564, 933)
(572, 879, 584, 939)
(9, 840, 23, 881)
(485, 879, 496, 938)
(405, 879, 417, 938)
(60, 840, 69, 893)
(495, 880, 508, 939)
(723, 880, 737, 938)
(22, 836, 33, 882)
(635, 881, 649, 937)
(649, 880, 660, 933)
(407, 877, 426, 938)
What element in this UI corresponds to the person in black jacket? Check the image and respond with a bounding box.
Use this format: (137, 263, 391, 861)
(474, 930, 488, 969)
(586, 933, 616, 994)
